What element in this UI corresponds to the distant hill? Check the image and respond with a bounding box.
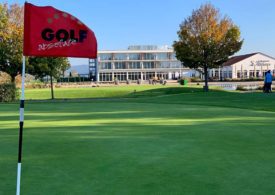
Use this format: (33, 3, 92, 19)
(65, 64, 89, 76)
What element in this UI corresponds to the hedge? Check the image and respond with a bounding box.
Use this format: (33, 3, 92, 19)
(57, 77, 91, 82)
(0, 83, 18, 102)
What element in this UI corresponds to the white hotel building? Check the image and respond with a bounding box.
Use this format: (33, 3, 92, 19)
(90, 45, 275, 82)
(95, 45, 192, 82)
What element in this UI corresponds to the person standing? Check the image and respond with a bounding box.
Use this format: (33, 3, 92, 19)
(264, 70, 273, 93)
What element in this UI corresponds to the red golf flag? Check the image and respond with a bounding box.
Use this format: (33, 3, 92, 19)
(23, 3, 97, 58)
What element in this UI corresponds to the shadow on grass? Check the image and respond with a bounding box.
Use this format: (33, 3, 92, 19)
(125, 86, 223, 98)
(19, 86, 226, 102)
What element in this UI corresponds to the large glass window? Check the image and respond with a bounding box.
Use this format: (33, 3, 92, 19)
(143, 53, 155, 60)
(114, 53, 127, 60)
(243, 70, 248, 78)
(114, 72, 127, 81)
(156, 72, 168, 80)
(170, 62, 182, 68)
(214, 70, 219, 77)
(100, 62, 112, 69)
(256, 70, 260, 78)
(128, 72, 141, 80)
(158, 62, 170, 68)
(129, 53, 141, 60)
(237, 71, 241, 78)
(100, 73, 112, 81)
(228, 71, 232, 78)
(114, 62, 126, 69)
(156, 53, 168, 60)
(143, 72, 155, 80)
(249, 70, 255, 78)
(128, 62, 141, 69)
(99, 54, 112, 61)
(171, 53, 177, 60)
(143, 62, 155, 69)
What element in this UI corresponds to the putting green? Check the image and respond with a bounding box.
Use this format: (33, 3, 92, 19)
(1, 95, 275, 194)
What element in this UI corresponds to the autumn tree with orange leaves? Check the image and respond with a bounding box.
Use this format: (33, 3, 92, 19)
(0, 3, 24, 82)
(173, 3, 243, 91)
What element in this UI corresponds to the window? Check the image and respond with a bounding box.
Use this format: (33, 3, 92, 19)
(128, 62, 141, 69)
(256, 70, 260, 78)
(114, 72, 127, 81)
(143, 62, 154, 69)
(99, 54, 112, 61)
(237, 71, 241, 78)
(158, 62, 170, 68)
(114, 62, 126, 69)
(143, 53, 155, 60)
(171, 53, 177, 60)
(129, 53, 141, 60)
(170, 62, 182, 68)
(228, 71, 232, 78)
(114, 53, 127, 60)
(214, 70, 219, 77)
(249, 70, 255, 78)
(128, 72, 141, 80)
(243, 70, 247, 78)
(156, 53, 168, 60)
(100, 62, 112, 69)
(143, 72, 155, 80)
(100, 73, 112, 81)
(156, 72, 168, 80)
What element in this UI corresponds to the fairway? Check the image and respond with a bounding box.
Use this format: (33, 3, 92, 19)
(1, 88, 275, 194)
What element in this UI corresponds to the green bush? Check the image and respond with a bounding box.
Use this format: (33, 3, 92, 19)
(0, 83, 18, 102)
(178, 78, 189, 85)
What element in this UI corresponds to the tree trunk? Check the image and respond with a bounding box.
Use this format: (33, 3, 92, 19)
(11, 76, 16, 83)
(50, 75, 54, 99)
(203, 65, 209, 92)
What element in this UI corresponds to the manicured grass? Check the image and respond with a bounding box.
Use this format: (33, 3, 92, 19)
(24, 85, 186, 100)
(24, 85, 213, 100)
(1, 87, 275, 194)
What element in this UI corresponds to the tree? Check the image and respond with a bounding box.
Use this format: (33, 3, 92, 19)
(173, 3, 243, 91)
(0, 3, 24, 82)
(28, 57, 70, 99)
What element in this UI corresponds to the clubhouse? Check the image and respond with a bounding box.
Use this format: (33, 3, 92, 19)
(208, 52, 275, 80)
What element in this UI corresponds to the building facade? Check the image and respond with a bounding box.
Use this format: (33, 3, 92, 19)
(96, 45, 193, 82)
(90, 46, 275, 82)
(209, 53, 275, 80)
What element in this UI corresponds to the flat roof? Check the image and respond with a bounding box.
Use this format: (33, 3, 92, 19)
(98, 49, 174, 54)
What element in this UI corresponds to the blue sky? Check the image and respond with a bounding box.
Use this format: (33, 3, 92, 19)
(5, 0, 275, 66)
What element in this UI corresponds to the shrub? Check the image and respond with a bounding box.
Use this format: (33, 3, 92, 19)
(25, 83, 48, 89)
(190, 77, 202, 82)
(0, 83, 18, 102)
(178, 78, 189, 85)
(256, 86, 263, 91)
(236, 85, 247, 91)
(0, 71, 11, 84)
(57, 77, 91, 82)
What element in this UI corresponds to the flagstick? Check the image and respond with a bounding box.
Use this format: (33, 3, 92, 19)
(16, 55, 26, 195)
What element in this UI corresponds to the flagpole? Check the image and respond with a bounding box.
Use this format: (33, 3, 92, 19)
(16, 55, 26, 195)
